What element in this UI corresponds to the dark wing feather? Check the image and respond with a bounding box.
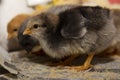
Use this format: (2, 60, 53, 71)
(59, 6, 111, 39)
(80, 6, 111, 30)
(59, 8, 87, 39)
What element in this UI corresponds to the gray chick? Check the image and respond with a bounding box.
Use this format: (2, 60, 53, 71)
(23, 5, 116, 71)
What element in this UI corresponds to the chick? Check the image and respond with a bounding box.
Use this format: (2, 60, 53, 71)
(23, 5, 116, 71)
(7, 14, 30, 51)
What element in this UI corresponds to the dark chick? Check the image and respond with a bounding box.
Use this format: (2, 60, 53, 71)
(23, 5, 116, 71)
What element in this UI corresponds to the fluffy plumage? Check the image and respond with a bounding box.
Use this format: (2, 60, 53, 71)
(18, 5, 76, 53)
(23, 5, 116, 58)
(97, 9, 120, 57)
(112, 9, 120, 53)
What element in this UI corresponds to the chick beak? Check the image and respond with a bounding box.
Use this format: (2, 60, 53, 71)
(23, 28, 32, 35)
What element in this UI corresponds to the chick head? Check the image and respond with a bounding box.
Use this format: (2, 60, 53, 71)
(7, 14, 30, 39)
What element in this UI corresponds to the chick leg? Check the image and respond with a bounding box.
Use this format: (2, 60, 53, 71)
(48, 54, 79, 66)
(68, 54, 94, 71)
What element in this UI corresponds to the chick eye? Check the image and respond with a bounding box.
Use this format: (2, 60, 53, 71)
(13, 29, 17, 32)
(33, 24, 39, 29)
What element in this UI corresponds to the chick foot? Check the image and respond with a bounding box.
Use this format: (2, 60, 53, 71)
(66, 54, 94, 71)
(67, 64, 93, 71)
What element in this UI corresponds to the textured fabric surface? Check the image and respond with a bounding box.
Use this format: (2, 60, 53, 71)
(0, 51, 120, 80)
